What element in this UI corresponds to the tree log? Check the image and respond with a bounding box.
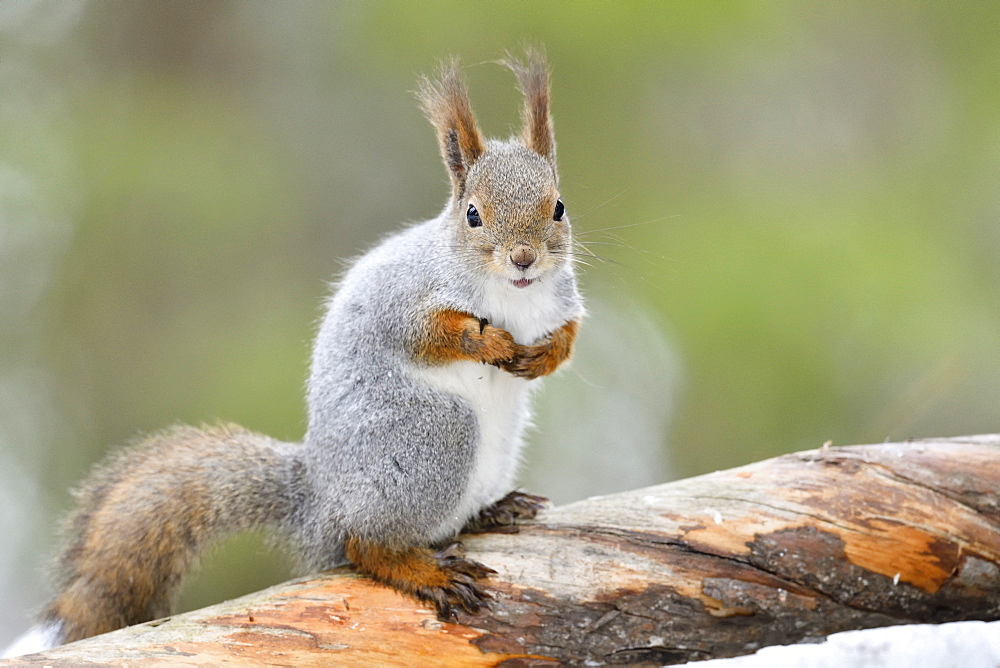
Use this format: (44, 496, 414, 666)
(6, 435, 1000, 666)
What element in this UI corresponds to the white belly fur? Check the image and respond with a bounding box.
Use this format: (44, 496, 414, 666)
(415, 277, 571, 540)
(411, 360, 535, 541)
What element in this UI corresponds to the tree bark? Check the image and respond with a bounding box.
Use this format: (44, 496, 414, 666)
(7, 435, 1000, 666)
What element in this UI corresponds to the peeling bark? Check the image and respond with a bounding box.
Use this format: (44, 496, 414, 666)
(7, 435, 1000, 666)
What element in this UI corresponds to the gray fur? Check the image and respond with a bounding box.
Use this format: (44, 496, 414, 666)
(294, 62, 583, 567)
(298, 139, 582, 565)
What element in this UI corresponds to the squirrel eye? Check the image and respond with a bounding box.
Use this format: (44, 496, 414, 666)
(553, 198, 565, 221)
(467, 204, 482, 228)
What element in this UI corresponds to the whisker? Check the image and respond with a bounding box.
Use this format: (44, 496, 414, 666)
(573, 240, 604, 263)
(580, 238, 674, 264)
(571, 188, 629, 221)
(572, 243, 625, 268)
(577, 214, 680, 237)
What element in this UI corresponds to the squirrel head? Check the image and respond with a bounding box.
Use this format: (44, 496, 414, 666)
(418, 50, 569, 290)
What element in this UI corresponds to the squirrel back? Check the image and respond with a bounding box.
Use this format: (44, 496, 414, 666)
(7, 50, 582, 656)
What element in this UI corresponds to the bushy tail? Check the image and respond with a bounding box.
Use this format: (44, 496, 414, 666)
(40, 423, 303, 645)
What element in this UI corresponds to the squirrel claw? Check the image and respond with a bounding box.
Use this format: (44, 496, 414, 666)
(434, 543, 497, 578)
(462, 490, 551, 534)
(435, 541, 464, 559)
(420, 545, 495, 620)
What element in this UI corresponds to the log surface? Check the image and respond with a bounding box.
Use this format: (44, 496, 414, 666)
(7, 435, 1000, 666)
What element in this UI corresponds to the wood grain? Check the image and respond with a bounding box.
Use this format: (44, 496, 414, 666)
(8, 435, 999, 666)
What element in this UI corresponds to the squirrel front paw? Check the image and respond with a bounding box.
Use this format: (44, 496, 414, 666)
(500, 320, 578, 380)
(500, 340, 555, 380)
(466, 321, 518, 365)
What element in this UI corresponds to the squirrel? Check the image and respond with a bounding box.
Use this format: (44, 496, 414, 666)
(6, 50, 583, 655)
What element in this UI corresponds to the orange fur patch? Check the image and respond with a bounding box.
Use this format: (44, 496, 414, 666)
(501, 319, 578, 380)
(344, 538, 452, 594)
(416, 309, 517, 366)
(344, 536, 494, 619)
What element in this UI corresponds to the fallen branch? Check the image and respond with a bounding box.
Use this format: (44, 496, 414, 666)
(8, 435, 1000, 666)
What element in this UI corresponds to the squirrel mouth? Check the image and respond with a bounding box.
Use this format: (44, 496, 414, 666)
(511, 278, 534, 289)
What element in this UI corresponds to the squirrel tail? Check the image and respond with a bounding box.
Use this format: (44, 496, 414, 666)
(39, 423, 304, 645)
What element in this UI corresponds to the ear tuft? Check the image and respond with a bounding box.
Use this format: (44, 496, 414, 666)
(417, 59, 485, 196)
(501, 48, 555, 167)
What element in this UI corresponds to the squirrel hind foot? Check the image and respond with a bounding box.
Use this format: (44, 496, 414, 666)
(421, 543, 496, 621)
(344, 536, 495, 621)
(462, 490, 550, 534)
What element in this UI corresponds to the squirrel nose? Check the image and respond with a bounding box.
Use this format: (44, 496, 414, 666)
(510, 245, 536, 271)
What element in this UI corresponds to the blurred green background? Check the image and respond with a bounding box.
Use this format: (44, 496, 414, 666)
(1, 1, 997, 645)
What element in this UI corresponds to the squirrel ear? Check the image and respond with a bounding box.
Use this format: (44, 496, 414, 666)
(417, 59, 486, 197)
(503, 49, 556, 167)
